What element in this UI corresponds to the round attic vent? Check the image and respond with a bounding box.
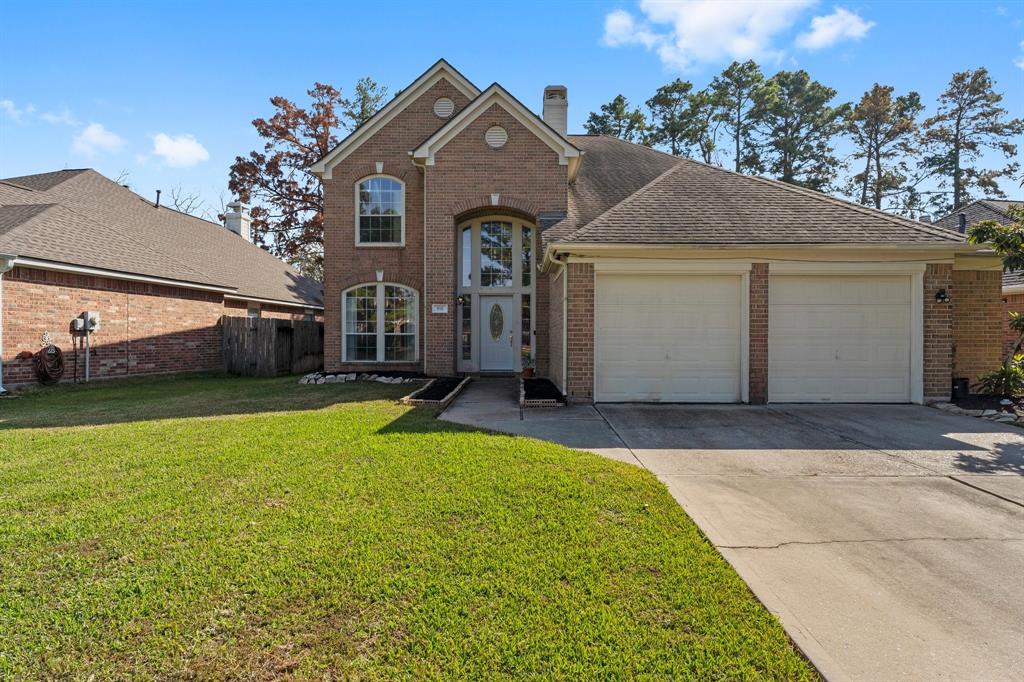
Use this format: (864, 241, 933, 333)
(485, 126, 508, 148)
(433, 97, 455, 118)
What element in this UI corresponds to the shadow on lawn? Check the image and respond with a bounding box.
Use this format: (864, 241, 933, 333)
(0, 373, 412, 430)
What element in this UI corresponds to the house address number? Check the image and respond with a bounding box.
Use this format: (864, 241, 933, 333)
(431, 303, 449, 314)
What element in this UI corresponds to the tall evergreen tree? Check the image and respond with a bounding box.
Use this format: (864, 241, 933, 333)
(749, 70, 850, 191)
(845, 84, 923, 209)
(583, 94, 647, 143)
(687, 90, 720, 164)
(920, 67, 1024, 212)
(646, 79, 693, 156)
(709, 60, 765, 172)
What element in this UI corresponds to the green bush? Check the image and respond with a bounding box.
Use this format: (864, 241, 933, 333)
(974, 355, 1024, 397)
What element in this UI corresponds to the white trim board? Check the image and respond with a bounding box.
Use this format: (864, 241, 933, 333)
(412, 84, 581, 170)
(311, 60, 480, 179)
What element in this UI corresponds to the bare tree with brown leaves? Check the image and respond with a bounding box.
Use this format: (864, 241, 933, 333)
(228, 79, 387, 280)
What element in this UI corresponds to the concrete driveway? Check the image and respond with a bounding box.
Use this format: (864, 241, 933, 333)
(443, 381, 1024, 681)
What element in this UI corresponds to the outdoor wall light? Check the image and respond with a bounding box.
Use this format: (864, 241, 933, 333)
(457, 295, 467, 306)
(935, 288, 950, 304)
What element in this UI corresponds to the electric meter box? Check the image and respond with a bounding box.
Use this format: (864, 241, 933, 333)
(81, 311, 100, 332)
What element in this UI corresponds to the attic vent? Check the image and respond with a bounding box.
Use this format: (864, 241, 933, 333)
(433, 97, 455, 118)
(485, 126, 508, 149)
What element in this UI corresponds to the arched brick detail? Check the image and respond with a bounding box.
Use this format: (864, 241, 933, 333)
(449, 194, 541, 221)
(352, 164, 417, 185)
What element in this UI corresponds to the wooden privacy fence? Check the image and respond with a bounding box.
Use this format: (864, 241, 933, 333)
(221, 316, 324, 377)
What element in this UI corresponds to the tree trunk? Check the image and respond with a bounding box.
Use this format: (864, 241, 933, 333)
(860, 151, 871, 205)
(734, 103, 741, 173)
(873, 145, 884, 209)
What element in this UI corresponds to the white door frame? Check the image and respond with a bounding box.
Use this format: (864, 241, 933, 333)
(768, 262, 925, 404)
(591, 260, 752, 403)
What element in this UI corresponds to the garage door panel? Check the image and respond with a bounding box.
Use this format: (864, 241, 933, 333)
(596, 274, 742, 403)
(769, 275, 912, 403)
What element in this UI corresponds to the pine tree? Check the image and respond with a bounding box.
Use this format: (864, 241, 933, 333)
(583, 95, 647, 143)
(646, 79, 694, 156)
(749, 70, 850, 190)
(845, 84, 923, 209)
(920, 68, 1024, 212)
(709, 60, 765, 172)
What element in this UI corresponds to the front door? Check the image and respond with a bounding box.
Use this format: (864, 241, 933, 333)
(480, 295, 514, 371)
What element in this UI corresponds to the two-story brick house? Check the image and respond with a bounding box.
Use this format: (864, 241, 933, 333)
(313, 60, 1004, 404)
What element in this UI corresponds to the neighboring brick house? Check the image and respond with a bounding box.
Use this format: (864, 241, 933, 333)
(936, 199, 1023, 357)
(313, 59, 1004, 404)
(0, 169, 322, 390)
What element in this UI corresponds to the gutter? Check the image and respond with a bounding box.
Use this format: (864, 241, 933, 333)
(0, 253, 16, 395)
(11, 256, 237, 294)
(223, 294, 324, 311)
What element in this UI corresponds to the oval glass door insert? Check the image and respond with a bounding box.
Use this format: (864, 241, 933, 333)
(489, 304, 504, 341)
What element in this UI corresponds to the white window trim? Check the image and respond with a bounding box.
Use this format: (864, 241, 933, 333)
(342, 282, 419, 364)
(354, 175, 405, 247)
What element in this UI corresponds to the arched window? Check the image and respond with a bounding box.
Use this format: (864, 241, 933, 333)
(343, 283, 418, 362)
(355, 176, 404, 245)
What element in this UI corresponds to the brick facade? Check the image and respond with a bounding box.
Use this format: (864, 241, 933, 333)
(952, 269, 1003, 387)
(923, 263, 954, 400)
(1003, 292, 1023, 356)
(748, 263, 769, 404)
(565, 262, 594, 402)
(322, 78, 472, 374)
(2, 266, 224, 385)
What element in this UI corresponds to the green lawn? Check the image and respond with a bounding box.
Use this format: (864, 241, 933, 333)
(0, 374, 815, 679)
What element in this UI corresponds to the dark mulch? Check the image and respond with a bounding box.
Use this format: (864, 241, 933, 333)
(415, 377, 463, 402)
(953, 394, 1023, 416)
(524, 378, 564, 403)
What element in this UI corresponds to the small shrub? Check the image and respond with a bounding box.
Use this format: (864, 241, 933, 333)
(974, 355, 1024, 398)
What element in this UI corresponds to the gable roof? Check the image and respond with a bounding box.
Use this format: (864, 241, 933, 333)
(310, 59, 479, 179)
(412, 83, 581, 173)
(552, 149, 965, 247)
(0, 169, 322, 307)
(934, 199, 1021, 232)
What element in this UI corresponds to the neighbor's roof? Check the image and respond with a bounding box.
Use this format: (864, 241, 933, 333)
(0, 169, 322, 307)
(550, 137, 965, 247)
(933, 199, 1022, 290)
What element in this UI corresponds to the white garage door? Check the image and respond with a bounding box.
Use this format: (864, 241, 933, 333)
(595, 274, 742, 402)
(769, 275, 912, 403)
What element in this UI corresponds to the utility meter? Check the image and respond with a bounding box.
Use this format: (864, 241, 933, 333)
(81, 311, 100, 332)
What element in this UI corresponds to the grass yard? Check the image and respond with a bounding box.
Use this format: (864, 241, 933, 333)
(0, 374, 816, 679)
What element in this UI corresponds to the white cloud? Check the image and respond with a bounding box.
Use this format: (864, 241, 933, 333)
(151, 133, 209, 167)
(601, 0, 815, 70)
(795, 7, 874, 50)
(1, 99, 35, 122)
(72, 122, 125, 155)
(41, 107, 80, 126)
(1015, 41, 1024, 70)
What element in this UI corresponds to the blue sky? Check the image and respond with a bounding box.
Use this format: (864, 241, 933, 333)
(2, 0, 1022, 219)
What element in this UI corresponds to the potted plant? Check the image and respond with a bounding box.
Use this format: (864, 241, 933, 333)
(521, 352, 535, 378)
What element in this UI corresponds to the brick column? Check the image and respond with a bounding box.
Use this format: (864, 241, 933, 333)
(565, 262, 594, 403)
(953, 268, 1003, 388)
(749, 263, 769, 404)
(924, 263, 953, 401)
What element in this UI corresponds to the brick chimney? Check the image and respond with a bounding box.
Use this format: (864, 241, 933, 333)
(543, 85, 568, 136)
(224, 201, 251, 241)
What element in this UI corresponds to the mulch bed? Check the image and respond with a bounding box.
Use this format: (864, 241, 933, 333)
(953, 395, 1024, 417)
(523, 378, 563, 403)
(413, 377, 463, 402)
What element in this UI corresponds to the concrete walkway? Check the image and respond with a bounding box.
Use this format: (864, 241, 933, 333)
(441, 380, 1024, 682)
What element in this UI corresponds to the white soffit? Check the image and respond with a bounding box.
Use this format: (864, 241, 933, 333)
(310, 60, 479, 179)
(412, 84, 581, 167)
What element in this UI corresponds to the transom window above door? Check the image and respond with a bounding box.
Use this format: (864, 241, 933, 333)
(355, 176, 404, 245)
(459, 217, 534, 290)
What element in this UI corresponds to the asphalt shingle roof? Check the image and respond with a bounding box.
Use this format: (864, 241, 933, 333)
(933, 199, 1022, 289)
(0, 169, 322, 307)
(557, 142, 964, 245)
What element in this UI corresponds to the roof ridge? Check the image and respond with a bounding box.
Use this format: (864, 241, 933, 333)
(672, 156, 964, 243)
(562, 160, 686, 243)
(979, 199, 1019, 217)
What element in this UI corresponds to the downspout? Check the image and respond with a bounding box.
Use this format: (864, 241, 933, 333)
(0, 254, 17, 396)
(412, 154, 429, 374)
